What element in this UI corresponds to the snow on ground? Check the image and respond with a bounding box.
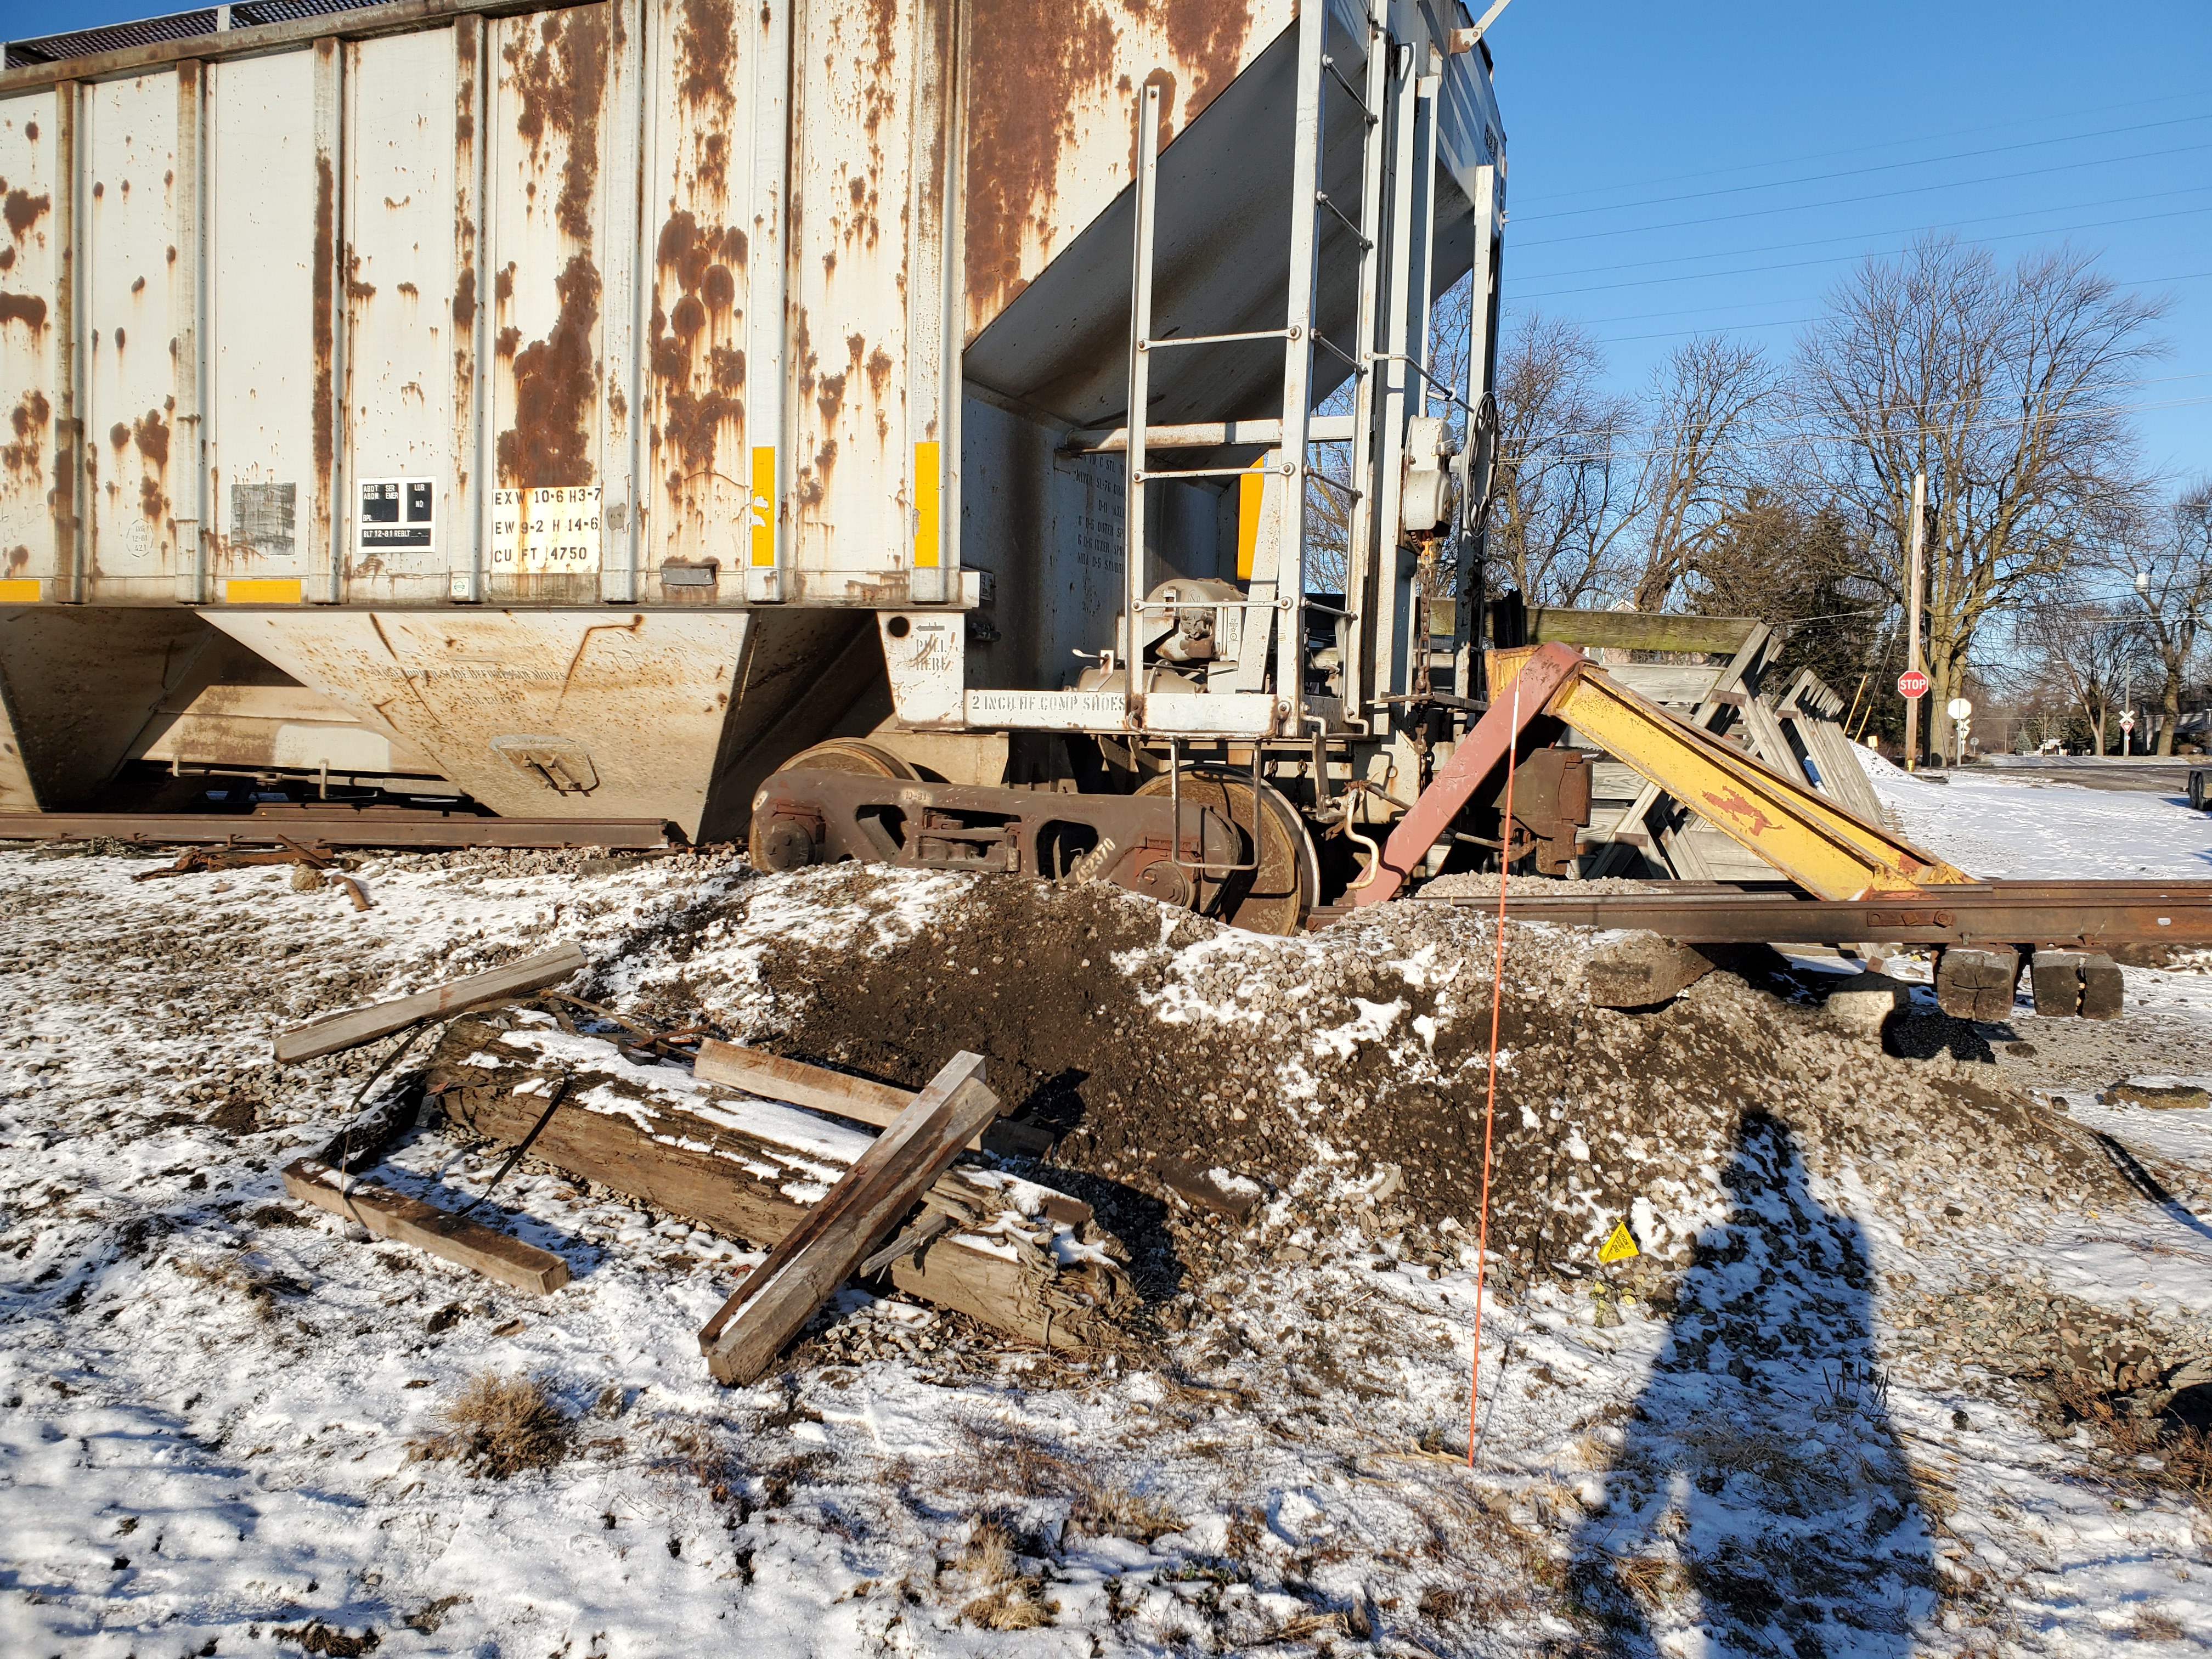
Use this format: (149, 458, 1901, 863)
(1, 797, 2209, 1658)
(1857, 748, 2212, 879)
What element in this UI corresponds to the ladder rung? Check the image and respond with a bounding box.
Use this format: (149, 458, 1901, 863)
(1140, 328, 1293, 352)
(1313, 191, 1374, 249)
(1063, 414, 1358, 453)
(1312, 331, 1363, 372)
(1321, 54, 1376, 122)
(1134, 463, 1297, 483)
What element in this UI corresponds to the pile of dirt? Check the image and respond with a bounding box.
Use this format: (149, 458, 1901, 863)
(600, 867, 2136, 1304)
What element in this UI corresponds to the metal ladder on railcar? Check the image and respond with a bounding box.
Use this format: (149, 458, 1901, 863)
(1119, 0, 1395, 737)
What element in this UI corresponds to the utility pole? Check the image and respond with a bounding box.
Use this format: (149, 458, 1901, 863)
(1904, 472, 1926, 772)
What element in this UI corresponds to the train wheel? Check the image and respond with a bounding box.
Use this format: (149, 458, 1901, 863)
(1134, 766, 1318, 936)
(771, 739, 922, 782)
(748, 740, 921, 870)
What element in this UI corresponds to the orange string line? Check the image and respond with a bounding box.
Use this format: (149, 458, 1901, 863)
(1468, 670, 1521, 1469)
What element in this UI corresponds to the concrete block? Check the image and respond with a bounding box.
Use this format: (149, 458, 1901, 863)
(1587, 932, 1717, 1008)
(1824, 973, 1907, 1041)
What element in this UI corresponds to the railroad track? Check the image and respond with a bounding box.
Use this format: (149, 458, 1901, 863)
(0, 810, 682, 852)
(1407, 879, 2212, 949)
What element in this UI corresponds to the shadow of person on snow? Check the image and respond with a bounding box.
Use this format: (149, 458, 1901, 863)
(1568, 1110, 1938, 1656)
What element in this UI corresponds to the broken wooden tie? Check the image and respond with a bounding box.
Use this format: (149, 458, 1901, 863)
(696, 1051, 1002, 1385)
(274, 943, 589, 1062)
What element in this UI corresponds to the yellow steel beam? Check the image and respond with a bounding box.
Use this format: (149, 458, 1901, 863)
(1560, 671, 1972, 898)
(1491, 648, 1971, 899)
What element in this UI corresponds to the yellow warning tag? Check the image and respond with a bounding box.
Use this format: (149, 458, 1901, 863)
(1598, 1219, 1640, 1265)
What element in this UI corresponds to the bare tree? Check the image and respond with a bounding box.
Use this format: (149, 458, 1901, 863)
(2016, 592, 2157, 754)
(1629, 336, 1777, 611)
(1794, 234, 2168, 724)
(2098, 479, 2212, 753)
(1482, 312, 1642, 607)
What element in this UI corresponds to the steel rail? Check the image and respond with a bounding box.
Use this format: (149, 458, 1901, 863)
(0, 811, 682, 850)
(1406, 879, 2212, 948)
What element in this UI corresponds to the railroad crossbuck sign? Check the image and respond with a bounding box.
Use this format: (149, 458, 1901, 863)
(1897, 669, 1930, 699)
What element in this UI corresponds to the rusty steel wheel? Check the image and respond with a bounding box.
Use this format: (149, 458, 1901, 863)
(748, 740, 921, 871)
(1134, 766, 1318, 936)
(770, 739, 922, 782)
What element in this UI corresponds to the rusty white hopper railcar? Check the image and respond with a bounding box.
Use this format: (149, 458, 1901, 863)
(0, 0, 1506, 931)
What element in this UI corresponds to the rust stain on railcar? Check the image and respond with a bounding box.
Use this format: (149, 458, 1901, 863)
(505, 5, 611, 245)
(453, 16, 482, 511)
(650, 210, 747, 493)
(2, 184, 50, 242)
(961, 0, 1255, 336)
(678, 0, 737, 111)
(494, 8, 610, 492)
(962, 0, 1114, 329)
(650, 0, 752, 558)
(312, 148, 337, 518)
(0, 291, 46, 333)
(498, 254, 602, 488)
(676, 0, 737, 195)
(4, 391, 48, 484)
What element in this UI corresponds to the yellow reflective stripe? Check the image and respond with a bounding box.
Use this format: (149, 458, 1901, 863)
(913, 441, 941, 568)
(225, 578, 303, 603)
(1236, 455, 1267, 581)
(749, 446, 776, 567)
(0, 578, 40, 603)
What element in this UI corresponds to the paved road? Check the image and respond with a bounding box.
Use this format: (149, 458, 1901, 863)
(1967, 755, 2201, 795)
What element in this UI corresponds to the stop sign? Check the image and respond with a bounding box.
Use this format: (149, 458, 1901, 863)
(1897, 669, 1929, 699)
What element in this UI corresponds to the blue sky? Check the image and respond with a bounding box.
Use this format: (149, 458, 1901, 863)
(1478, 0, 2212, 492)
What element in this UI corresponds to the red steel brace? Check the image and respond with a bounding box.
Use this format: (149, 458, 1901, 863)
(1354, 641, 1585, 906)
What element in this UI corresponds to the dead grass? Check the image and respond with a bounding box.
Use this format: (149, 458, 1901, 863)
(269, 1622, 380, 1655)
(650, 1420, 746, 1509)
(1260, 1609, 1347, 1644)
(1074, 1476, 1184, 1543)
(1612, 1553, 1678, 1606)
(955, 1419, 1183, 1542)
(2133, 1609, 2185, 1641)
(2047, 1373, 2212, 1509)
(960, 1520, 1016, 1583)
(961, 1581, 1054, 1630)
(955, 1522, 1054, 1629)
(407, 1371, 573, 1479)
(1676, 1418, 1844, 1499)
(171, 1254, 311, 1321)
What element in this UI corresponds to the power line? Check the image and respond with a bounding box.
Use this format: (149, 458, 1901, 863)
(1551, 269, 2212, 347)
(1513, 114, 2212, 223)
(1511, 185, 2212, 286)
(1504, 391, 2212, 465)
(1509, 91, 2211, 208)
(1553, 268, 2212, 334)
(1514, 142, 2212, 250)
(1513, 204, 2212, 302)
(1506, 370, 2212, 433)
